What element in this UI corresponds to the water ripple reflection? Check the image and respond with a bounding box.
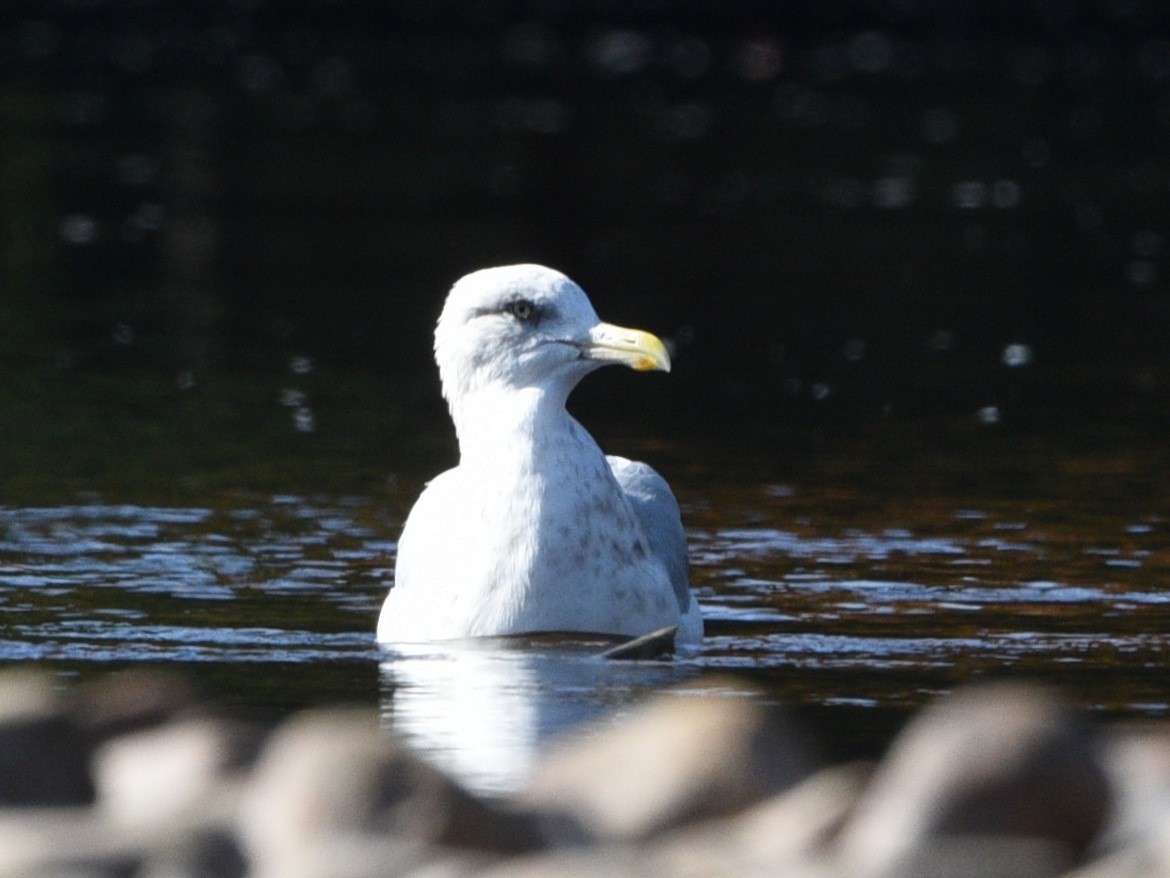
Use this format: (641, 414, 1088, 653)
(380, 639, 695, 796)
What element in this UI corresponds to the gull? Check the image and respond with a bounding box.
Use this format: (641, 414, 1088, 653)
(377, 264, 703, 647)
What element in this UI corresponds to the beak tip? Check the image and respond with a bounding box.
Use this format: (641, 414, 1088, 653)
(630, 343, 672, 373)
(586, 322, 673, 374)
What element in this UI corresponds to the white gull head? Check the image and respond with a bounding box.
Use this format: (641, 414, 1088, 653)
(435, 264, 669, 442)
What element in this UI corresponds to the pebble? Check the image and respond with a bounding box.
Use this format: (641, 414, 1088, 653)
(1095, 722, 1170, 851)
(237, 706, 542, 876)
(92, 716, 263, 827)
(521, 677, 816, 841)
(137, 826, 248, 878)
(0, 671, 94, 806)
(69, 669, 202, 742)
(834, 682, 1111, 877)
(660, 761, 870, 874)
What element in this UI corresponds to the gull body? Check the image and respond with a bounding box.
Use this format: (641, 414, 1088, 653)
(377, 264, 702, 646)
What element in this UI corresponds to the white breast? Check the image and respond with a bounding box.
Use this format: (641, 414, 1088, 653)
(378, 422, 681, 642)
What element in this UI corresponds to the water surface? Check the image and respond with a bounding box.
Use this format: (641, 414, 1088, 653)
(2, 447, 1166, 793)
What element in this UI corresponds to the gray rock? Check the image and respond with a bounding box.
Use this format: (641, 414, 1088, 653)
(835, 683, 1111, 877)
(252, 835, 490, 878)
(472, 846, 653, 878)
(69, 670, 201, 743)
(0, 672, 94, 806)
(866, 835, 1072, 878)
(137, 827, 248, 878)
(653, 761, 869, 877)
(0, 808, 143, 877)
(91, 717, 263, 828)
(474, 840, 835, 878)
(522, 678, 816, 841)
(1062, 844, 1168, 878)
(238, 707, 542, 876)
(717, 760, 867, 859)
(1067, 723, 1170, 878)
(401, 857, 501, 878)
(1096, 722, 1170, 852)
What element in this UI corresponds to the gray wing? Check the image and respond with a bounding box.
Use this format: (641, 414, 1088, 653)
(606, 455, 692, 614)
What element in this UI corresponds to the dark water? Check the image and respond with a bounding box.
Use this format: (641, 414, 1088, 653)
(3, 434, 1166, 794)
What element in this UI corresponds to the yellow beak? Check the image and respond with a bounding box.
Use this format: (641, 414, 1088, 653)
(583, 322, 672, 372)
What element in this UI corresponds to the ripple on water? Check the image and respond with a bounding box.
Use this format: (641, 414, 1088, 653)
(685, 513, 1170, 715)
(0, 497, 1166, 723)
(0, 500, 387, 665)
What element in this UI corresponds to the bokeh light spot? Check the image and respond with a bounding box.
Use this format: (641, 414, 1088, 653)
(1002, 343, 1033, 367)
(60, 214, 98, 245)
(587, 30, 651, 77)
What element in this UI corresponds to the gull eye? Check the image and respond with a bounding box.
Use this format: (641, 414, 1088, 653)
(507, 299, 536, 322)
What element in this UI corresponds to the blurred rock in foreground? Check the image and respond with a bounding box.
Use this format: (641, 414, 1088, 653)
(0, 668, 1167, 878)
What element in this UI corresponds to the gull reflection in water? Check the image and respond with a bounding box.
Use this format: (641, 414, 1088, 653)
(379, 636, 697, 797)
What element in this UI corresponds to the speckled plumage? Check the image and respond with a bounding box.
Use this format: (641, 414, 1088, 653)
(377, 264, 702, 646)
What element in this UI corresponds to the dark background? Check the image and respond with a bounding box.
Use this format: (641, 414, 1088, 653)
(2, 0, 1169, 495)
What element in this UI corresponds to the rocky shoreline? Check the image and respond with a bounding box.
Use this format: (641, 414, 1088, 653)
(0, 668, 1166, 878)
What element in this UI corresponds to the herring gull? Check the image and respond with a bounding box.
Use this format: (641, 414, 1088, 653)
(377, 264, 703, 647)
